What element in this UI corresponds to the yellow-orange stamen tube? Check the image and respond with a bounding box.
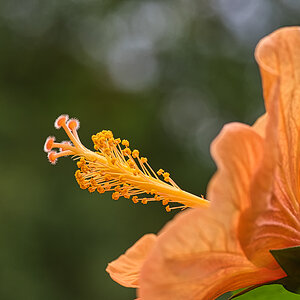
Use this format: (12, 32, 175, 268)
(44, 115, 210, 211)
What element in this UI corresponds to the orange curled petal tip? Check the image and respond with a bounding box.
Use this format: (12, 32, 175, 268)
(54, 114, 69, 129)
(106, 234, 157, 288)
(67, 118, 80, 131)
(44, 136, 55, 152)
(47, 151, 57, 165)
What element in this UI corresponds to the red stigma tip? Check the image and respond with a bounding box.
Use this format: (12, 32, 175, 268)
(44, 136, 55, 152)
(67, 118, 80, 131)
(54, 114, 69, 129)
(48, 151, 58, 165)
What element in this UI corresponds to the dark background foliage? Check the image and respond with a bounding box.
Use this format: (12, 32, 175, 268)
(0, 1, 299, 299)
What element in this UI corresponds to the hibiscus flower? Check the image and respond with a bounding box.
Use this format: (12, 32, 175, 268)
(44, 27, 300, 299)
(107, 27, 300, 299)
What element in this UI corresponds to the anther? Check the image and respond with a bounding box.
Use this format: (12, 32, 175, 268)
(162, 199, 169, 205)
(157, 169, 164, 176)
(163, 172, 170, 182)
(132, 196, 139, 204)
(75, 170, 82, 178)
(141, 157, 147, 164)
(88, 186, 96, 193)
(104, 174, 112, 181)
(97, 186, 105, 194)
(122, 139, 129, 147)
(112, 192, 120, 200)
(90, 178, 97, 187)
(105, 131, 113, 139)
(122, 148, 131, 156)
(132, 150, 139, 158)
(114, 138, 121, 145)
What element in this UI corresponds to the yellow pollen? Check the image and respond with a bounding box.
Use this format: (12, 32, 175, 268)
(112, 192, 120, 200)
(157, 168, 164, 176)
(122, 148, 131, 156)
(45, 115, 210, 212)
(104, 174, 112, 181)
(115, 138, 121, 145)
(90, 178, 97, 187)
(132, 150, 139, 158)
(162, 199, 169, 205)
(163, 172, 170, 178)
(97, 186, 105, 194)
(88, 186, 96, 193)
(141, 157, 147, 164)
(150, 189, 156, 195)
(122, 139, 129, 147)
(163, 172, 170, 182)
(104, 148, 111, 155)
(132, 196, 139, 204)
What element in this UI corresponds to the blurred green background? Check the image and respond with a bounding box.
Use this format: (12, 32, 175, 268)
(1, 1, 300, 299)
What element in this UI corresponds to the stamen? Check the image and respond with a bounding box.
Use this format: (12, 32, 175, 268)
(44, 115, 210, 211)
(165, 205, 187, 212)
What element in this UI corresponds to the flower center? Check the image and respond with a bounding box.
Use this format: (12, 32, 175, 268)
(44, 115, 209, 211)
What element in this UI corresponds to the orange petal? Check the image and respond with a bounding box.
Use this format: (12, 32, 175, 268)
(239, 28, 300, 267)
(208, 122, 264, 228)
(255, 27, 300, 211)
(106, 234, 157, 288)
(252, 113, 267, 137)
(138, 123, 286, 299)
(139, 209, 285, 300)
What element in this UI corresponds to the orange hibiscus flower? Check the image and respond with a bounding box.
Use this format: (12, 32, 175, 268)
(107, 27, 300, 299)
(44, 27, 300, 299)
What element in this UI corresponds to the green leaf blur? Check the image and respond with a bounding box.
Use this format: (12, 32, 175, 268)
(235, 284, 300, 299)
(271, 246, 300, 294)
